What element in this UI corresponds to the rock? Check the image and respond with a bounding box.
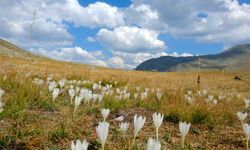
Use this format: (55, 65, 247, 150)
(233, 76, 242, 80)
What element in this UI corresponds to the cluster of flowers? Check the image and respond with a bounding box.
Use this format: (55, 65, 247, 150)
(71, 108, 191, 150)
(33, 77, 164, 111)
(31, 77, 250, 149)
(237, 99, 250, 149)
(184, 90, 228, 105)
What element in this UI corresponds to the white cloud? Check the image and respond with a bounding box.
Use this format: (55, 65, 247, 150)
(130, 0, 250, 46)
(90, 50, 105, 59)
(1, 0, 250, 50)
(0, 0, 125, 49)
(123, 4, 167, 31)
(86, 36, 96, 43)
(35, 47, 107, 67)
(108, 56, 125, 68)
(97, 26, 166, 53)
(170, 52, 194, 57)
(0, 0, 73, 49)
(35, 46, 193, 70)
(61, 0, 124, 28)
(106, 51, 194, 69)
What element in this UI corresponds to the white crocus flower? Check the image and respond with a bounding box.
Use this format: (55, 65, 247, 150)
(134, 93, 138, 100)
(202, 90, 207, 95)
(141, 92, 148, 100)
(206, 95, 213, 103)
(3, 75, 7, 81)
(156, 89, 163, 101)
(147, 138, 161, 150)
(0, 101, 4, 113)
(237, 112, 247, 124)
(33, 78, 44, 85)
(133, 115, 146, 144)
(218, 95, 226, 100)
(187, 91, 192, 95)
(74, 96, 83, 115)
(48, 81, 57, 92)
(119, 122, 129, 137)
(76, 87, 80, 93)
(58, 79, 66, 89)
(245, 99, 250, 108)
(68, 88, 76, 104)
(52, 88, 60, 101)
(114, 116, 124, 122)
(213, 99, 218, 105)
(197, 91, 202, 96)
(71, 139, 89, 150)
(185, 94, 194, 104)
(96, 122, 109, 150)
(145, 88, 150, 93)
(243, 123, 250, 150)
(179, 122, 191, 148)
(153, 112, 164, 141)
(0, 88, 5, 98)
(237, 94, 242, 98)
(101, 108, 110, 122)
(98, 94, 103, 102)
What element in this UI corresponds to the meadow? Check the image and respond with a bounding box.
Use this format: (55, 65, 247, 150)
(0, 56, 250, 150)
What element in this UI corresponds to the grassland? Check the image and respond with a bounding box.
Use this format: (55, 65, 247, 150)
(0, 55, 250, 149)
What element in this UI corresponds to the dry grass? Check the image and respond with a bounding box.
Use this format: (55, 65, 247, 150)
(0, 56, 250, 149)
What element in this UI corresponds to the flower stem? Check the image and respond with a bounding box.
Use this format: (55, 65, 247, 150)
(247, 139, 249, 150)
(156, 128, 159, 141)
(181, 137, 185, 149)
(132, 134, 137, 145)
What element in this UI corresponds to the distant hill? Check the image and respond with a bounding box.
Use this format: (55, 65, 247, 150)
(136, 44, 250, 72)
(0, 39, 43, 60)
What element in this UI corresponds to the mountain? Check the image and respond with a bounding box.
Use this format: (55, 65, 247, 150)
(136, 44, 250, 72)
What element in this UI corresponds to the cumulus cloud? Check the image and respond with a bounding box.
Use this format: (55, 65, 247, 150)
(106, 51, 193, 69)
(61, 0, 124, 28)
(0, 0, 73, 49)
(35, 47, 107, 67)
(86, 37, 96, 43)
(108, 56, 125, 68)
(0, 0, 124, 49)
(97, 26, 166, 53)
(130, 0, 250, 46)
(123, 4, 167, 31)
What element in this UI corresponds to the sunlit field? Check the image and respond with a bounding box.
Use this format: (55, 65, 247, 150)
(1, 56, 250, 150)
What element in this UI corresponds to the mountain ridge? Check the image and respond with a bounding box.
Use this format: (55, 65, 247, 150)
(136, 44, 250, 72)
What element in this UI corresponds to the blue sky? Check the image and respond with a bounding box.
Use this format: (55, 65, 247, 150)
(70, 0, 250, 55)
(79, 0, 132, 7)
(0, 0, 250, 69)
(239, 0, 250, 4)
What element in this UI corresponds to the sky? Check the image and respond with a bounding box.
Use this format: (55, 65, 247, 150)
(0, 0, 250, 69)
